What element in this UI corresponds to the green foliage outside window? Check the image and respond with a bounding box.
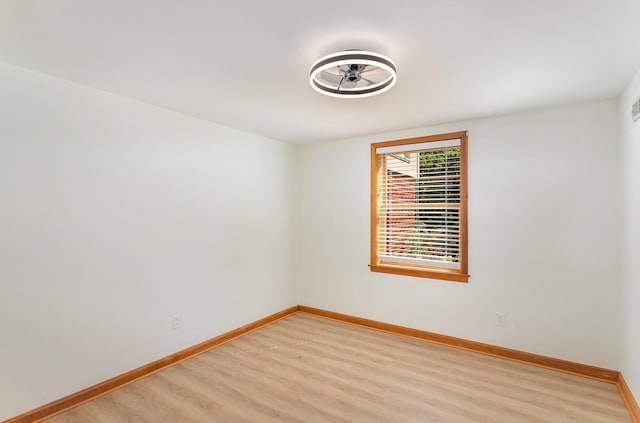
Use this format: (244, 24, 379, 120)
(416, 147, 461, 263)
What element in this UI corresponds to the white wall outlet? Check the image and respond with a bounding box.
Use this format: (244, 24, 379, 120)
(172, 313, 181, 330)
(496, 312, 506, 327)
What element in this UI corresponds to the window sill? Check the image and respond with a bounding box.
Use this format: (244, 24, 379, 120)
(369, 263, 469, 283)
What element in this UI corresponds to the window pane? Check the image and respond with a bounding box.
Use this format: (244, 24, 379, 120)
(371, 132, 468, 281)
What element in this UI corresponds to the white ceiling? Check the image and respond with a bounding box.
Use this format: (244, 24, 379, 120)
(1, 1, 639, 144)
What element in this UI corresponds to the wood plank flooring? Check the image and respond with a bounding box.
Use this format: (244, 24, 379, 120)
(46, 312, 632, 423)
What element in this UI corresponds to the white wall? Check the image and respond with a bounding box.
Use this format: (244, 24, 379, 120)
(0, 62, 296, 420)
(620, 68, 640, 401)
(297, 99, 620, 368)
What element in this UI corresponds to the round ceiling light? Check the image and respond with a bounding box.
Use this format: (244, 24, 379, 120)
(309, 50, 397, 98)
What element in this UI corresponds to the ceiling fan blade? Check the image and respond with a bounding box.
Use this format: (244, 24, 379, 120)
(360, 66, 379, 74)
(324, 66, 342, 76)
(319, 71, 344, 85)
(362, 77, 376, 85)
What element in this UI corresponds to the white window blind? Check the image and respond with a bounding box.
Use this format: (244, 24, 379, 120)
(375, 139, 462, 269)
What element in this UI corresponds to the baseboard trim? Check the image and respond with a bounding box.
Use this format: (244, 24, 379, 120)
(618, 374, 640, 423)
(4, 305, 299, 423)
(7, 305, 636, 423)
(298, 305, 620, 383)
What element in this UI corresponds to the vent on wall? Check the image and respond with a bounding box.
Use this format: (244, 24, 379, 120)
(633, 96, 640, 122)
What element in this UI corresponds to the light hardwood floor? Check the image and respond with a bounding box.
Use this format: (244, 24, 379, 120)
(46, 312, 632, 422)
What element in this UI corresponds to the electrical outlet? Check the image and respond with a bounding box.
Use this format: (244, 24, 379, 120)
(172, 313, 181, 330)
(496, 312, 506, 327)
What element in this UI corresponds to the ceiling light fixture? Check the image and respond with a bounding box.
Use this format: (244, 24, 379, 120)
(309, 50, 397, 98)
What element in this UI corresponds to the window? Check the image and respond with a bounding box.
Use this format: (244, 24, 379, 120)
(370, 131, 469, 282)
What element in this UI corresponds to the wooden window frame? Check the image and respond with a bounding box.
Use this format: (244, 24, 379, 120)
(370, 131, 469, 282)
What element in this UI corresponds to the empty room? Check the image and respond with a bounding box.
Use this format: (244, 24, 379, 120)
(1, 1, 639, 422)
